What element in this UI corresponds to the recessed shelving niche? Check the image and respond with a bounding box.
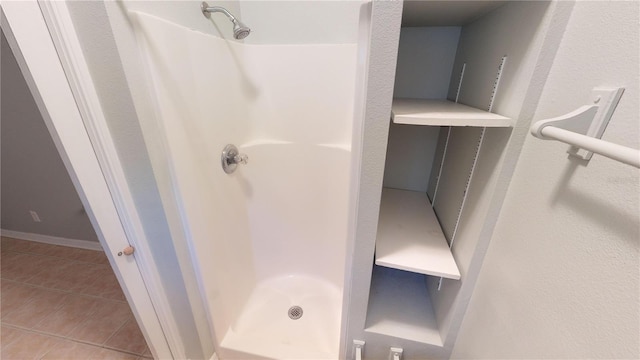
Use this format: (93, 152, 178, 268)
(352, 1, 572, 358)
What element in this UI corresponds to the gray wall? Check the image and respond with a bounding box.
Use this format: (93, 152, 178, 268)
(392, 26, 460, 100)
(383, 27, 461, 193)
(1, 30, 98, 243)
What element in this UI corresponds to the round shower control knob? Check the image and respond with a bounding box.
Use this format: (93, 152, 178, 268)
(221, 144, 248, 174)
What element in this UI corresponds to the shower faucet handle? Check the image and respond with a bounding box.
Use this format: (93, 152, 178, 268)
(221, 144, 248, 174)
(234, 153, 248, 165)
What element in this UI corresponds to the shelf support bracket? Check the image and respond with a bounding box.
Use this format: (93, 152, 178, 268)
(530, 87, 638, 168)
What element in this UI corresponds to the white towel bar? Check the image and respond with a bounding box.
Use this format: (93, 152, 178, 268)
(539, 126, 639, 168)
(530, 87, 639, 169)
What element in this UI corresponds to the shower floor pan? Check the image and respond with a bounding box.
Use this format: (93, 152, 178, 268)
(220, 275, 342, 360)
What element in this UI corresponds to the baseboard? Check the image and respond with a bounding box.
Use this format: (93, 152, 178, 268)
(0, 229, 103, 251)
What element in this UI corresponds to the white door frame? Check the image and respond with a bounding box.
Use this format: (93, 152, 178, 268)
(1, 2, 185, 358)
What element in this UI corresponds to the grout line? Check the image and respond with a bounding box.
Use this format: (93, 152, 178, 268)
(30, 299, 97, 339)
(103, 318, 131, 348)
(0, 324, 23, 349)
(1, 239, 146, 358)
(0, 277, 128, 304)
(1, 322, 147, 357)
(1, 247, 109, 265)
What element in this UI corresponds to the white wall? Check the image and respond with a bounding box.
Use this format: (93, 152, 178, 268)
(238, 0, 363, 44)
(117, 0, 363, 45)
(116, 0, 240, 39)
(452, 1, 639, 358)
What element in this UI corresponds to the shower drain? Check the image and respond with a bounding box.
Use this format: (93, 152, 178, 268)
(288, 306, 303, 320)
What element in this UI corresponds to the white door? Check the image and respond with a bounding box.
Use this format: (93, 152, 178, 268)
(1, 2, 177, 358)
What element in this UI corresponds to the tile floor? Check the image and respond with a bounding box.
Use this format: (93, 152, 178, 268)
(1, 237, 152, 359)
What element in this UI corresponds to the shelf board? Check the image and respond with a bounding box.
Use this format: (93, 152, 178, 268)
(391, 98, 513, 127)
(376, 188, 460, 280)
(365, 266, 443, 346)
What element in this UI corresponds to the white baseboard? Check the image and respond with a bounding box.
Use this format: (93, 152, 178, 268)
(1, 229, 104, 251)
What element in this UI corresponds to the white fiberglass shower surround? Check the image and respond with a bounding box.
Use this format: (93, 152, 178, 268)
(114, 1, 368, 359)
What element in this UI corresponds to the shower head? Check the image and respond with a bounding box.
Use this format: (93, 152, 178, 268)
(232, 19, 251, 40)
(201, 2, 251, 40)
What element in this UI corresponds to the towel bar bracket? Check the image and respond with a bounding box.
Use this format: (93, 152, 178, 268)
(531, 87, 625, 161)
(389, 347, 403, 360)
(352, 340, 365, 360)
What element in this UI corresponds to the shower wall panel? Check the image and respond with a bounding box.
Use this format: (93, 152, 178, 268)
(130, 10, 358, 353)
(131, 12, 255, 341)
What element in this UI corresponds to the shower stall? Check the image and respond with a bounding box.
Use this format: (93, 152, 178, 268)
(23, 0, 586, 358)
(105, 1, 370, 359)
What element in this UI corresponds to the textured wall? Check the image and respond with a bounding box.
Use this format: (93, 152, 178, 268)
(452, 1, 639, 358)
(1, 31, 98, 243)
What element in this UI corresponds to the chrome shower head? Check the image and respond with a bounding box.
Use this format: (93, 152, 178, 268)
(201, 2, 251, 40)
(232, 19, 251, 40)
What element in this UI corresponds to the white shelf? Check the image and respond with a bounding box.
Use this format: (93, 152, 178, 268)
(365, 266, 442, 346)
(376, 188, 460, 280)
(391, 98, 513, 127)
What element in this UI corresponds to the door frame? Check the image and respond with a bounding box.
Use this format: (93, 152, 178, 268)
(1, 1, 185, 358)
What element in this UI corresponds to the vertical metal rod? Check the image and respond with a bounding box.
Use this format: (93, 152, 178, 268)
(454, 62, 466, 103)
(431, 127, 451, 208)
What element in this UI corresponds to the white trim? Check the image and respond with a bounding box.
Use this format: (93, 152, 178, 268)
(37, 2, 186, 358)
(1, 229, 104, 251)
(102, 3, 216, 356)
(1, 2, 173, 359)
